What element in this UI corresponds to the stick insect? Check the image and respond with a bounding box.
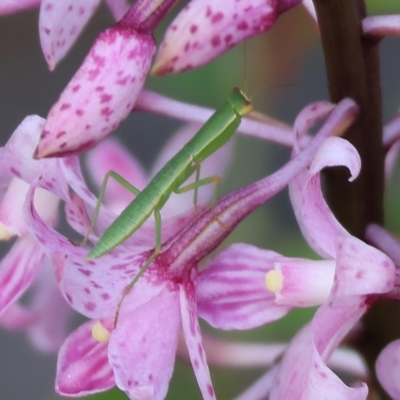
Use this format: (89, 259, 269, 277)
(86, 88, 253, 307)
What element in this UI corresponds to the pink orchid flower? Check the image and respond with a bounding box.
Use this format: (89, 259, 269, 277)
(0, 0, 130, 69)
(234, 107, 395, 400)
(34, 0, 175, 159)
(0, 115, 73, 352)
(152, 0, 302, 75)
(25, 98, 358, 400)
(26, 123, 233, 399)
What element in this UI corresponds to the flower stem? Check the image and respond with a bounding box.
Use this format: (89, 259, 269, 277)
(313, 0, 384, 237)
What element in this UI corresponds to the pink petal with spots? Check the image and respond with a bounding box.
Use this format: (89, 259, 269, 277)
(153, 0, 302, 75)
(290, 137, 360, 259)
(85, 138, 147, 214)
(197, 243, 290, 329)
(39, 0, 101, 70)
(105, 0, 130, 20)
(24, 180, 142, 318)
(149, 123, 233, 217)
(180, 285, 216, 400)
(36, 26, 155, 158)
(109, 286, 181, 400)
(376, 339, 400, 400)
(0, 115, 69, 200)
(0, 0, 40, 14)
(56, 320, 115, 396)
(0, 235, 44, 316)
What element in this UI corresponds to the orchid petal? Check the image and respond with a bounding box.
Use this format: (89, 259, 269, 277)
(25, 180, 141, 318)
(180, 285, 216, 400)
(376, 339, 400, 400)
(197, 243, 290, 329)
(56, 320, 115, 396)
(0, 0, 40, 14)
(35, 27, 155, 158)
(85, 138, 147, 214)
(366, 224, 400, 266)
(39, 0, 101, 70)
(105, 0, 130, 20)
(25, 261, 74, 353)
(363, 15, 400, 37)
(109, 286, 180, 400)
(290, 138, 360, 258)
(0, 115, 69, 200)
(270, 322, 368, 400)
(152, 0, 302, 75)
(0, 236, 44, 316)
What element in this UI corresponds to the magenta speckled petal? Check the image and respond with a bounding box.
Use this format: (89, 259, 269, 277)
(153, 0, 301, 75)
(39, 0, 101, 70)
(35, 26, 155, 158)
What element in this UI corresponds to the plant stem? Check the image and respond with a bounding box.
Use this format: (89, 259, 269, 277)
(313, 0, 384, 236)
(313, 1, 395, 398)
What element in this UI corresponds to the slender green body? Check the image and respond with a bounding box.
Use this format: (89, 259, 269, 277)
(88, 88, 253, 259)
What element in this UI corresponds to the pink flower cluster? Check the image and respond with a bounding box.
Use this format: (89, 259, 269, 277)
(1, 0, 400, 399)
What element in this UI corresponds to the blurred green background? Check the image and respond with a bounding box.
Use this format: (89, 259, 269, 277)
(0, 0, 399, 399)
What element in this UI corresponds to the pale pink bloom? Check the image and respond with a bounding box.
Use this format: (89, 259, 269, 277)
(0, 115, 72, 351)
(363, 15, 400, 37)
(152, 0, 302, 75)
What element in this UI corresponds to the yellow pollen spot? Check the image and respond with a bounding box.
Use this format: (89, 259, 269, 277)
(0, 223, 13, 241)
(265, 270, 283, 293)
(92, 321, 110, 343)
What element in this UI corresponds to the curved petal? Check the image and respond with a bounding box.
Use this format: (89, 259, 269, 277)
(39, 0, 101, 70)
(290, 138, 360, 258)
(35, 27, 155, 158)
(56, 320, 115, 396)
(270, 323, 368, 400)
(152, 0, 301, 75)
(0, 236, 44, 315)
(180, 284, 216, 400)
(376, 339, 400, 400)
(197, 243, 290, 329)
(109, 286, 180, 400)
(0, 115, 69, 200)
(24, 180, 143, 319)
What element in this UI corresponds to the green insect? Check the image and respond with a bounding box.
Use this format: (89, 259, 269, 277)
(86, 88, 253, 298)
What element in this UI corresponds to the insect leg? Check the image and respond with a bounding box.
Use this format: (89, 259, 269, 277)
(82, 170, 141, 245)
(114, 208, 162, 327)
